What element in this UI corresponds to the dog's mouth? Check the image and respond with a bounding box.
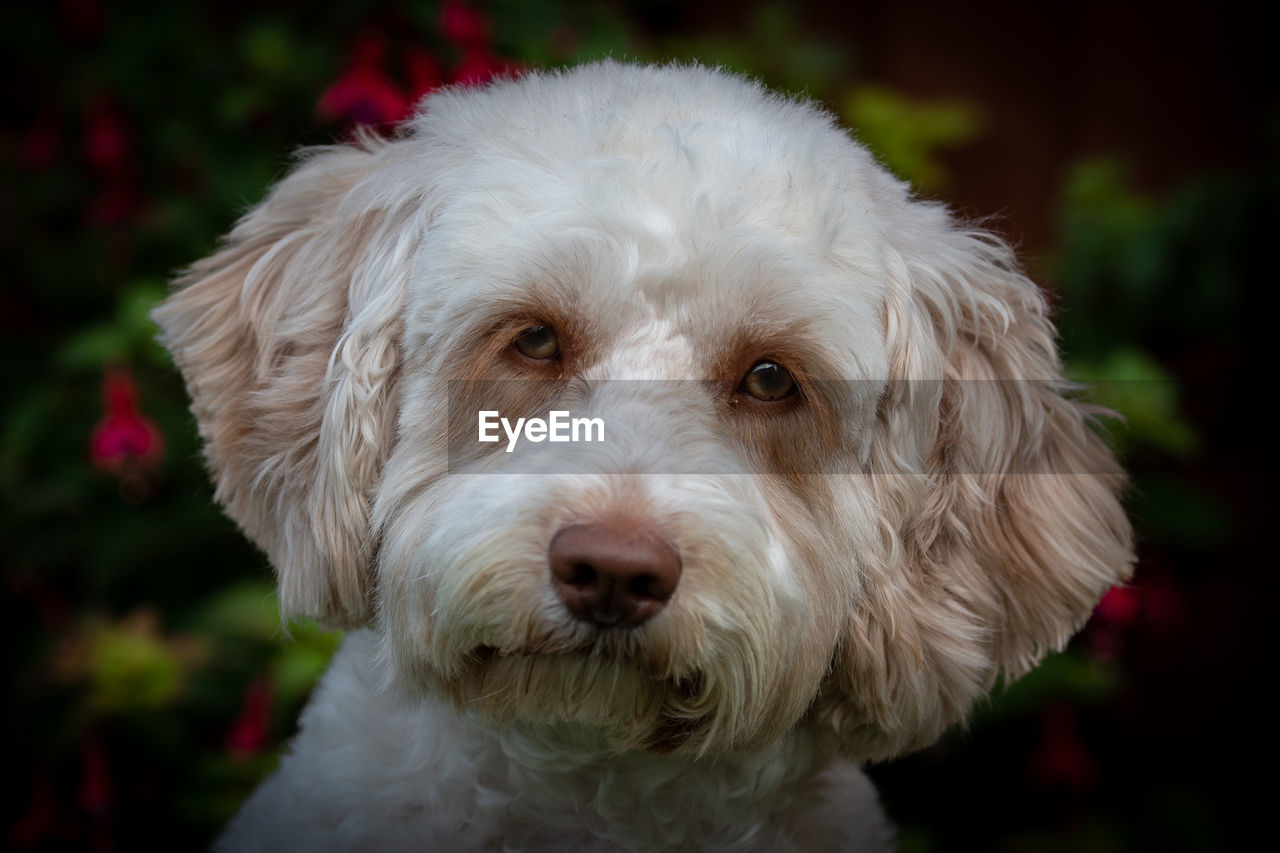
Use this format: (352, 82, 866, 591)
(464, 617, 683, 669)
(468, 641, 702, 682)
(465, 631, 686, 677)
(453, 641, 713, 753)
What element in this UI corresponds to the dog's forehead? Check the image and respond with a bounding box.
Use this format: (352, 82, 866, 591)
(414, 62, 886, 246)
(406, 63, 892, 376)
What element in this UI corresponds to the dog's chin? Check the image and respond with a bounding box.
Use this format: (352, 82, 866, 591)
(425, 643, 719, 755)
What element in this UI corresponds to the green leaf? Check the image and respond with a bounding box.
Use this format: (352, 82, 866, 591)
(192, 581, 283, 642)
(57, 281, 169, 370)
(842, 87, 980, 191)
(1068, 348, 1198, 457)
(89, 624, 185, 711)
(974, 650, 1119, 725)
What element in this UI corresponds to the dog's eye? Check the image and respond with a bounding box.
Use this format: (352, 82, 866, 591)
(513, 325, 560, 360)
(739, 361, 796, 402)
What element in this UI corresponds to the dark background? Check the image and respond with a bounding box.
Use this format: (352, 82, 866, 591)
(3, 1, 1274, 849)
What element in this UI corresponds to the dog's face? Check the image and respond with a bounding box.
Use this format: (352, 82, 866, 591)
(155, 62, 1132, 761)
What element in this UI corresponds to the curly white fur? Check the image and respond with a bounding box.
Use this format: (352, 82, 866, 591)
(154, 61, 1133, 851)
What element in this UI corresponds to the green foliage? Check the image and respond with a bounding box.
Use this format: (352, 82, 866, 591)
(1053, 158, 1270, 362)
(58, 280, 171, 370)
(85, 619, 188, 711)
(191, 581, 343, 708)
(1047, 156, 1273, 554)
(489, 0, 633, 65)
(1069, 347, 1197, 458)
(977, 653, 1121, 726)
(659, 3, 850, 99)
(842, 87, 980, 192)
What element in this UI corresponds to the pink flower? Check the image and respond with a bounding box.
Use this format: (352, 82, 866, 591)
(80, 97, 141, 225)
(319, 67, 412, 125)
(82, 98, 131, 174)
(440, 0, 490, 48)
(318, 13, 520, 127)
(89, 367, 163, 473)
(404, 46, 443, 104)
(1086, 584, 1140, 662)
(317, 32, 413, 127)
(76, 739, 112, 817)
(1094, 585, 1138, 627)
(437, 2, 521, 88)
(226, 676, 274, 758)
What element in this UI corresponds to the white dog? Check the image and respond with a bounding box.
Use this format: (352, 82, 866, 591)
(154, 61, 1133, 851)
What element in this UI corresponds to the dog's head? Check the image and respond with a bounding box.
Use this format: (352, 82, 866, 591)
(154, 62, 1132, 760)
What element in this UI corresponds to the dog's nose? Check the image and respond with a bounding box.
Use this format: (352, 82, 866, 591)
(548, 524, 681, 627)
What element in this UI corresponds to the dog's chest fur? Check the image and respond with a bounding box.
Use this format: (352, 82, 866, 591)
(218, 631, 892, 851)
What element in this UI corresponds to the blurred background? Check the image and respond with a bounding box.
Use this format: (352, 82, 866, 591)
(2, 1, 1274, 850)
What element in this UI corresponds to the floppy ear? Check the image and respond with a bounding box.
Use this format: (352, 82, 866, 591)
(153, 137, 420, 626)
(828, 201, 1134, 760)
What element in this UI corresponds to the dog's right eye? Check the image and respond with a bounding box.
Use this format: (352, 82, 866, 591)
(739, 361, 796, 402)
(513, 324, 560, 360)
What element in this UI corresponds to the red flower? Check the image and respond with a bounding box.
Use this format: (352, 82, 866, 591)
(440, 0, 490, 48)
(318, 12, 521, 126)
(437, 2, 520, 88)
(1094, 585, 1138, 627)
(83, 98, 131, 174)
(90, 367, 163, 473)
(318, 31, 414, 127)
(404, 46, 443, 104)
(81, 97, 140, 224)
(319, 67, 412, 126)
(226, 676, 275, 758)
(1087, 584, 1139, 661)
(76, 739, 112, 817)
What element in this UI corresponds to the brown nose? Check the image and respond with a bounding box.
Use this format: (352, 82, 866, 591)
(549, 524, 681, 627)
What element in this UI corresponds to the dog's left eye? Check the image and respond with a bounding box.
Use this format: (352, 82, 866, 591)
(513, 325, 560, 360)
(739, 361, 796, 402)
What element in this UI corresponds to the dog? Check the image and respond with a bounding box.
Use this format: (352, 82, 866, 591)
(153, 61, 1134, 850)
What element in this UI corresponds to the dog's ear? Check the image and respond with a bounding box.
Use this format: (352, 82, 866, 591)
(153, 138, 419, 626)
(827, 202, 1135, 759)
